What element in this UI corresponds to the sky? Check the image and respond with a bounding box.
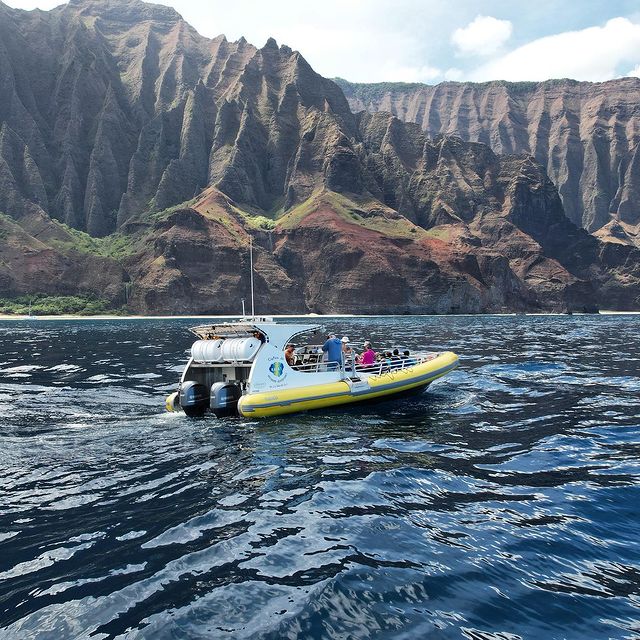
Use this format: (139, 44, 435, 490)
(5, 0, 640, 84)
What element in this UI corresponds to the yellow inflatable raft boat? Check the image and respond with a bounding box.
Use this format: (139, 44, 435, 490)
(237, 350, 458, 417)
(166, 318, 458, 418)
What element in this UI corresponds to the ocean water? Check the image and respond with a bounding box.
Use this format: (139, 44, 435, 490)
(0, 315, 639, 640)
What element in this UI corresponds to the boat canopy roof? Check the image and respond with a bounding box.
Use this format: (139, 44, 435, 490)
(190, 318, 322, 348)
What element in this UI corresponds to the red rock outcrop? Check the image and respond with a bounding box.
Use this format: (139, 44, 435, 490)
(0, 206, 127, 303)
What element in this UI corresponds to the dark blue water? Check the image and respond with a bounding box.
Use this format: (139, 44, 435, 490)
(0, 316, 639, 639)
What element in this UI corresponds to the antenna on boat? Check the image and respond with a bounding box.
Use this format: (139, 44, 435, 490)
(249, 237, 255, 318)
(241, 298, 246, 317)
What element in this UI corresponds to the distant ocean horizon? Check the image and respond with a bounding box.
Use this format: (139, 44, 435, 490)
(1, 310, 639, 321)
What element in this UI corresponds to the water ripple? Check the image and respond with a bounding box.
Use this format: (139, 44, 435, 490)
(0, 316, 639, 638)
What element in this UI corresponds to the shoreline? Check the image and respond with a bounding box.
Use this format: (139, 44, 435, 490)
(1, 311, 639, 321)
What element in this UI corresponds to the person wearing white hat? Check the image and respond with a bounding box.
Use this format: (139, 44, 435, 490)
(340, 336, 355, 370)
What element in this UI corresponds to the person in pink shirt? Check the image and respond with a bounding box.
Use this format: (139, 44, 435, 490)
(358, 341, 376, 366)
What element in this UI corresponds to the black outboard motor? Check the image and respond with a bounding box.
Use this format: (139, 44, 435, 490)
(179, 381, 209, 417)
(210, 382, 242, 417)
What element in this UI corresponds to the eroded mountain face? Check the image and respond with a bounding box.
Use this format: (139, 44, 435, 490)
(126, 125, 640, 314)
(0, 0, 638, 313)
(0, 0, 355, 236)
(336, 78, 640, 237)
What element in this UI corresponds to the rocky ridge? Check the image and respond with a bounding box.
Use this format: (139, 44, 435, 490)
(336, 78, 640, 237)
(125, 121, 640, 314)
(0, 0, 353, 236)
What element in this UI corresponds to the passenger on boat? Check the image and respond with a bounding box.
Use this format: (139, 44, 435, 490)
(322, 334, 343, 364)
(358, 342, 376, 366)
(284, 343, 296, 366)
(253, 330, 266, 344)
(341, 337, 354, 370)
(402, 350, 417, 366)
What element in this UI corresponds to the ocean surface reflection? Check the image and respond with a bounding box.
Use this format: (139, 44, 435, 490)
(0, 315, 639, 639)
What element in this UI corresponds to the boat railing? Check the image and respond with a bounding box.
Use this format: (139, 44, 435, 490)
(291, 354, 435, 377)
(351, 356, 427, 377)
(290, 361, 341, 373)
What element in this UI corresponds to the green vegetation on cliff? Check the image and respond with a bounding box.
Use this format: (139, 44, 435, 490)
(334, 77, 563, 101)
(47, 221, 144, 260)
(276, 190, 426, 239)
(333, 78, 425, 100)
(0, 294, 120, 316)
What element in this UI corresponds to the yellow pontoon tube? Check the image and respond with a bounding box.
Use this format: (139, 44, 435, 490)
(238, 351, 459, 418)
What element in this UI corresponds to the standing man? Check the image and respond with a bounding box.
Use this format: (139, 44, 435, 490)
(322, 333, 343, 365)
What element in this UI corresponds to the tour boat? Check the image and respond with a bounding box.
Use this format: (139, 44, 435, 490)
(165, 317, 459, 419)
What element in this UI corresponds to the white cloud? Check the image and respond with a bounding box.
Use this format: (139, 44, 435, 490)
(248, 16, 442, 83)
(444, 67, 463, 81)
(378, 63, 441, 83)
(452, 15, 513, 57)
(2, 0, 63, 8)
(471, 17, 640, 82)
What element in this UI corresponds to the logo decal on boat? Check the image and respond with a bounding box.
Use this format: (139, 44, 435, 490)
(269, 361, 284, 377)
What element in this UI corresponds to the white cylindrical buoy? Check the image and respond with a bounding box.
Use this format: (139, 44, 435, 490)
(221, 337, 261, 362)
(191, 339, 224, 363)
(192, 337, 261, 363)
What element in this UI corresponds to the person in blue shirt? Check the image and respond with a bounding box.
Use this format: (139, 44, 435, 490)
(322, 334, 343, 365)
